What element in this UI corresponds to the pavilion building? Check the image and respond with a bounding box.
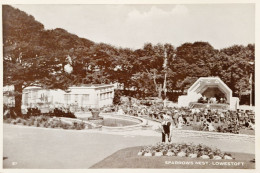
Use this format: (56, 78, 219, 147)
(178, 77, 239, 110)
(21, 84, 114, 112)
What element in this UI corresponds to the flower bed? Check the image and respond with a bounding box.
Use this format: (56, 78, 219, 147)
(4, 116, 89, 130)
(138, 142, 234, 160)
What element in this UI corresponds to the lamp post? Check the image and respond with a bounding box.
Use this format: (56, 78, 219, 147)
(249, 73, 252, 107)
(162, 50, 167, 108)
(248, 61, 254, 108)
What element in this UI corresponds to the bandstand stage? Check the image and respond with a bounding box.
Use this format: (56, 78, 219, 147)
(178, 77, 239, 110)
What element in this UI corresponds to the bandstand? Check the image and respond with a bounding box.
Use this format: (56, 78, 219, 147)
(178, 77, 239, 110)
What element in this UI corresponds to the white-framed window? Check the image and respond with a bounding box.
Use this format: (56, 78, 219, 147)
(75, 94, 79, 103)
(82, 94, 89, 106)
(64, 94, 71, 104)
(24, 93, 29, 106)
(32, 91, 37, 102)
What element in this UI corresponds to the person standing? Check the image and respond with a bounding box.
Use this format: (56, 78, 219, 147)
(161, 113, 173, 143)
(178, 115, 185, 129)
(207, 119, 215, 131)
(173, 110, 179, 126)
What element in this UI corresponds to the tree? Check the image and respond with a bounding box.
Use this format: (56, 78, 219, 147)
(176, 76, 198, 93)
(4, 5, 255, 110)
(3, 5, 47, 116)
(110, 47, 136, 90)
(171, 42, 215, 91)
(3, 5, 94, 116)
(42, 28, 94, 85)
(131, 43, 176, 98)
(219, 44, 255, 98)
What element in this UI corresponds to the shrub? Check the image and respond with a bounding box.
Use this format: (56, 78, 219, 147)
(47, 123, 52, 128)
(61, 123, 70, 130)
(17, 118, 22, 123)
(76, 126, 81, 130)
(3, 115, 8, 120)
(113, 90, 123, 105)
(28, 120, 34, 125)
(29, 117, 35, 123)
(216, 126, 223, 132)
(27, 107, 41, 117)
(42, 116, 48, 122)
(38, 118, 43, 124)
(71, 121, 86, 130)
(52, 108, 76, 118)
(79, 122, 86, 129)
(73, 122, 78, 127)
(162, 150, 168, 156)
(5, 118, 12, 124)
(43, 123, 48, 128)
(5, 113, 87, 131)
(54, 123, 60, 128)
(224, 152, 232, 157)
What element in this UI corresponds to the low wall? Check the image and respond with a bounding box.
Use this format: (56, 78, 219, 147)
(100, 114, 145, 132)
(104, 114, 143, 124)
(61, 115, 255, 142)
(172, 129, 255, 143)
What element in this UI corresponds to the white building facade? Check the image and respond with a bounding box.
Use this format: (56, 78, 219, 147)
(21, 84, 114, 112)
(3, 85, 15, 107)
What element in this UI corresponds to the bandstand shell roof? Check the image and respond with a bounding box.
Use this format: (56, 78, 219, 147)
(188, 77, 232, 98)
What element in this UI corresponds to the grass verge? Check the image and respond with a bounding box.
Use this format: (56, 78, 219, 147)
(90, 146, 255, 169)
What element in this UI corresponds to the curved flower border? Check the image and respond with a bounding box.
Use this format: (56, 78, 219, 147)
(138, 142, 234, 160)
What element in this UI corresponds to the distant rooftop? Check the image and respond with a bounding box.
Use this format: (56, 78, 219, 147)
(70, 84, 114, 88)
(22, 84, 114, 90)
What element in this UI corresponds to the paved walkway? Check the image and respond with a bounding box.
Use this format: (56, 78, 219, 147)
(3, 124, 255, 169)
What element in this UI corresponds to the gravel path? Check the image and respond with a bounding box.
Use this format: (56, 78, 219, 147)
(3, 124, 255, 169)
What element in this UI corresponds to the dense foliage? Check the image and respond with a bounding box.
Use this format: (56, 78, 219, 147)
(3, 5, 255, 116)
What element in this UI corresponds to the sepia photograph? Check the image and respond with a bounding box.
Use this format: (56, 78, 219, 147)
(1, 1, 257, 171)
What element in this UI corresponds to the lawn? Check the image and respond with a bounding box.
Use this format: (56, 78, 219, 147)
(91, 146, 255, 169)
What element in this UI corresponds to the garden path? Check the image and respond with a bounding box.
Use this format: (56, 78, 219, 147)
(3, 124, 254, 169)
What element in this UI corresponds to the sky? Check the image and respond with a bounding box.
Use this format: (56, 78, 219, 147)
(11, 4, 255, 50)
